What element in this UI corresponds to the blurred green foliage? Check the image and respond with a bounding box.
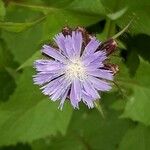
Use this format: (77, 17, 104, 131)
(0, 0, 150, 149)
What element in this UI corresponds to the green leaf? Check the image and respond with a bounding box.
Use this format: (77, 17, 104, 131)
(10, 2, 51, 15)
(0, 4, 45, 63)
(41, 0, 73, 8)
(112, 18, 133, 39)
(35, 0, 72, 8)
(0, 37, 18, 103)
(1, 1, 105, 64)
(0, 22, 33, 32)
(9, 1, 105, 40)
(31, 94, 133, 150)
(119, 34, 150, 75)
(65, 93, 133, 150)
(119, 124, 150, 150)
(0, 38, 18, 68)
(17, 51, 40, 70)
(1, 22, 43, 63)
(0, 3, 45, 32)
(41, 0, 105, 40)
(11, 0, 105, 16)
(107, 7, 127, 20)
(118, 59, 150, 125)
(42, 8, 102, 41)
(117, 1, 150, 35)
(21, 92, 133, 150)
(130, 34, 150, 63)
(0, 68, 72, 146)
(101, 0, 150, 35)
(67, 0, 105, 15)
(0, 16, 45, 32)
(4, 3, 43, 22)
(32, 136, 87, 150)
(0, 69, 16, 103)
(126, 49, 140, 77)
(110, 99, 126, 111)
(0, 0, 5, 21)
(0, 143, 31, 150)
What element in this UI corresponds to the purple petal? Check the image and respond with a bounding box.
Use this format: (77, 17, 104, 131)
(87, 69, 113, 80)
(72, 31, 82, 57)
(34, 59, 65, 72)
(85, 52, 107, 70)
(82, 91, 95, 108)
(88, 76, 112, 91)
(91, 51, 107, 63)
(42, 45, 67, 63)
(33, 70, 65, 85)
(64, 35, 75, 58)
(54, 33, 67, 55)
(86, 62, 103, 71)
(51, 79, 71, 101)
(82, 80, 100, 100)
(82, 51, 104, 66)
(33, 72, 53, 85)
(41, 75, 65, 96)
(82, 37, 100, 57)
(59, 87, 70, 110)
(70, 79, 82, 108)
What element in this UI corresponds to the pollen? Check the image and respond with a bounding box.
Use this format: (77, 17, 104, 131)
(65, 58, 86, 80)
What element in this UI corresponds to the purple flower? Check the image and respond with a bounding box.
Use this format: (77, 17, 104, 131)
(33, 27, 114, 109)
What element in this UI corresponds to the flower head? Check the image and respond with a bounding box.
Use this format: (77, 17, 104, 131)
(33, 27, 116, 109)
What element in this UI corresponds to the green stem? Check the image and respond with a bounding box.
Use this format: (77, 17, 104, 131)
(113, 81, 127, 99)
(103, 0, 122, 39)
(94, 101, 105, 119)
(103, 18, 116, 40)
(107, 19, 116, 39)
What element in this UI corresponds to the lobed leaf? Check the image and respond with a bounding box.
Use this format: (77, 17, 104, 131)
(119, 124, 150, 150)
(0, 68, 72, 146)
(118, 59, 150, 125)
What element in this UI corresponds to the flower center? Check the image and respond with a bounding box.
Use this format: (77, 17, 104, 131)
(65, 58, 86, 80)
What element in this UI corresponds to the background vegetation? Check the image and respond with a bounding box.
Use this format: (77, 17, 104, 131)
(0, 0, 150, 149)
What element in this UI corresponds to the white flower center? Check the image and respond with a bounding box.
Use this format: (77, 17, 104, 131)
(65, 58, 86, 80)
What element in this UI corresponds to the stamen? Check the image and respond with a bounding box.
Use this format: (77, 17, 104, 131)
(65, 58, 86, 80)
